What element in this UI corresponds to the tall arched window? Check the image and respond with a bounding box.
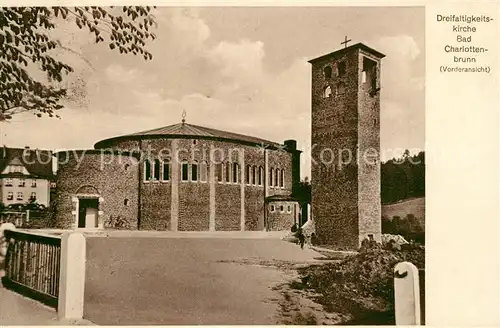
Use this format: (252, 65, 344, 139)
(245, 165, 251, 184)
(162, 161, 170, 181)
(269, 167, 274, 187)
(280, 169, 285, 188)
(232, 162, 239, 183)
(224, 162, 231, 183)
(154, 159, 161, 181)
(275, 168, 279, 187)
(323, 85, 332, 98)
(191, 162, 198, 182)
(144, 160, 152, 181)
(200, 161, 207, 182)
(181, 162, 189, 182)
(258, 166, 264, 186)
(216, 163, 223, 182)
(252, 166, 256, 185)
(324, 66, 332, 78)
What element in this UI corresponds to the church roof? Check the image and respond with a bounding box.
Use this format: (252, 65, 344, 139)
(0, 147, 54, 179)
(95, 122, 285, 149)
(308, 42, 386, 64)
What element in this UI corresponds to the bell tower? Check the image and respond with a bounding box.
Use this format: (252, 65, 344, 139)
(309, 42, 385, 250)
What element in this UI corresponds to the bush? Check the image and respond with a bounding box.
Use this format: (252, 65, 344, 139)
(292, 242, 425, 324)
(382, 214, 425, 244)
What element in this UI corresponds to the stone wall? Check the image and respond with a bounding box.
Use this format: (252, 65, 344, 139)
(54, 151, 139, 229)
(267, 201, 296, 231)
(91, 136, 296, 231)
(311, 49, 361, 249)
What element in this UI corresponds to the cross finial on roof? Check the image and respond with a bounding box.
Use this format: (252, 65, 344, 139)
(181, 109, 186, 124)
(341, 36, 352, 48)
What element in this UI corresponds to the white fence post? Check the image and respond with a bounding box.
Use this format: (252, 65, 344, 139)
(394, 261, 421, 325)
(0, 223, 16, 278)
(58, 232, 86, 320)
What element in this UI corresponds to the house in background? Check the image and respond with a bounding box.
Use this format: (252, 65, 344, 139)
(0, 147, 54, 207)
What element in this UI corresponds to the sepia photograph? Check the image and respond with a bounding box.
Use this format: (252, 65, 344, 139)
(0, 5, 426, 325)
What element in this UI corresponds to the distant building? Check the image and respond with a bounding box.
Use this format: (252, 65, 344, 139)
(54, 122, 302, 231)
(0, 147, 54, 207)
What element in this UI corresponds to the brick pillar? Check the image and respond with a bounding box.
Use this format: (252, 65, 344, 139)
(209, 157, 216, 231)
(170, 139, 179, 231)
(239, 149, 245, 231)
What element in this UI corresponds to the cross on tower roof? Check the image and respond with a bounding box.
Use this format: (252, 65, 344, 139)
(181, 109, 187, 124)
(341, 36, 352, 48)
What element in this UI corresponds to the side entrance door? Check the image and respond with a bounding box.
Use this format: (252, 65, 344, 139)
(78, 198, 99, 228)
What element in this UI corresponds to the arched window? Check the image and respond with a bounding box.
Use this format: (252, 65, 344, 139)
(323, 85, 332, 98)
(124, 199, 129, 206)
(154, 159, 161, 181)
(200, 161, 208, 182)
(280, 169, 285, 188)
(323, 66, 332, 78)
(162, 161, 170, 181)
(144, 160, 152, 181)
(216, 163, 223, 182)
(336, 82, 346, 95)
(246, 165, 251, 184)
(232, 162, 239, 183)
(337, 61, 346, 76)
(275, 168, 279, 187)
(269, 168, 274, 187)
(258, 166, 264, 186)
(225, 162, 231, 183)
(181, 162, 189, 182)
(252, 166, 256, 185)
(191, 162, 198, 182)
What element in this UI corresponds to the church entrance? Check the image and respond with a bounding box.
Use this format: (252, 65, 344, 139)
(78, 198, 99, 228)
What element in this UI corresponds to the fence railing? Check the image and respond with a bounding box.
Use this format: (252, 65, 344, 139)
(2, 229, 61, 308)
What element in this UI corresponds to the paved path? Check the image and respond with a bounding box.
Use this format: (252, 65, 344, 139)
(84, 234, 322, 325)
(0, 284, 93, 325)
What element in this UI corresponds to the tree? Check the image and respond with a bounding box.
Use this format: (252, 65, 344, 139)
(0, 6, 157, 121)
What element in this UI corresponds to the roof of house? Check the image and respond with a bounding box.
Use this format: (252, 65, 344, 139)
(94, 122, 289, 150)
(265, 194, 298, 202)
(308, 42, 386, 64)
(0, 147, 53, 179)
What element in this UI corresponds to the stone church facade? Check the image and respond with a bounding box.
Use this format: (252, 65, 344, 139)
(54, 122, 301, 231)
(310, 43, 384, 250)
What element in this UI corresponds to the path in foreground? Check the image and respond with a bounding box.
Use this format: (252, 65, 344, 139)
(84, 235, 322, 325)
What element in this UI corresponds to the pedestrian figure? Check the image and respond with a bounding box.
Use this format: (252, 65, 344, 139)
(291, 223, 298, 233)
(295, 227, 305, 249)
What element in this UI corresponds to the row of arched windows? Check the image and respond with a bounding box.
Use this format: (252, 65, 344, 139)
(144, 160, 285, 188)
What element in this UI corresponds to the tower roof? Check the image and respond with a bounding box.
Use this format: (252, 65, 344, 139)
(94, 122, 286, 149)
(308, 42, 385, 64)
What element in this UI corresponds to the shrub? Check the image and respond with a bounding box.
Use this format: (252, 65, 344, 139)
(292, 242, 425, 325)
(382, 214, 425, 244)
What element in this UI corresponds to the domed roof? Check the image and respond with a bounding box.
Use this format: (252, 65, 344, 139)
(94, 122, 283, 149)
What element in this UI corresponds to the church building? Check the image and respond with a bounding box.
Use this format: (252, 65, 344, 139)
(54, 120, 301, 231)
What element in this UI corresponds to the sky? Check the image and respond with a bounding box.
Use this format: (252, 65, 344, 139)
(2, 6, 425, 178)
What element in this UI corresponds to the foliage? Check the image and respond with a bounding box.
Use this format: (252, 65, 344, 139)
(382, 214, 425, 244)
(0, 6, 156, 120)
(381, 151, 425, 204)
(292, 243, 424, 325)
(294, 178, 311, 204)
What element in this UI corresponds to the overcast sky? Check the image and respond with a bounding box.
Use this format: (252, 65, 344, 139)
(2, 6, 425, 178)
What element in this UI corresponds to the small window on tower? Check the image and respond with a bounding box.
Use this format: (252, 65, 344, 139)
(337, 62, 346, 76)
(363, 57, 378, 93)
(323, 85, 332, 98)
(336, 82, 346, 95)
(323, 66, 332, 79)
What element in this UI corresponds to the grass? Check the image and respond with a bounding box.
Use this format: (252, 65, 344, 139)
(382, 197, 425, 220)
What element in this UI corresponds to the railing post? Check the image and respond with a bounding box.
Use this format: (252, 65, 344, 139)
(0, 223, 16, 278)
(58, 232, 86, 320)
(394, 261, 421, 325)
